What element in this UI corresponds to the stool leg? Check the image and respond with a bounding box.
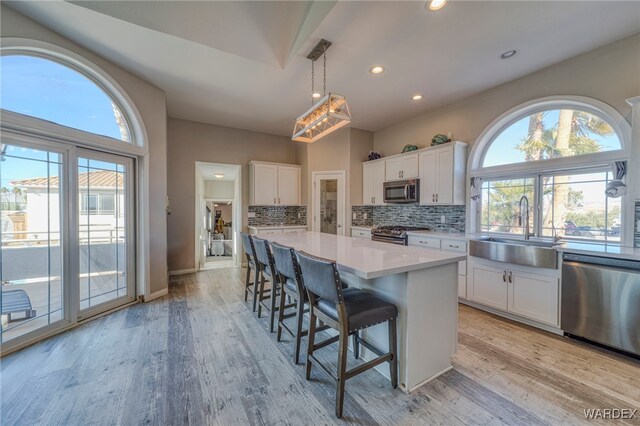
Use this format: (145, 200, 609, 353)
(352, 332, 359, 359)
(305, 309, 317, 380)
(336, 326, 349, 418)
(388, 318, 398, 389)
(269, 280, 278, 333)
(244, 264, 251, 302)
(252, 269, 260, 312)
(294, 297, 305, 364)
(257, 273, 265, 318)
(277, 287, 286, 342)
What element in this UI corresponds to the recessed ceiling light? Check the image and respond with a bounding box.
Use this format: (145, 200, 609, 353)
(499, 49, 519, 60)
(369, 65, 385, 74)
(214, 173, 224, 179)
(412, 94, 423, 101)
(427, 0, 447, 11)
(312, 92, 322, 99)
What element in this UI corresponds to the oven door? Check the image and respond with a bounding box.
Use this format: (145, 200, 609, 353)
(383, 179, 419, 203)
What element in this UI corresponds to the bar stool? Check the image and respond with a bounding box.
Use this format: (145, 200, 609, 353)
(240, 232, 259, 312)
(252, 237, 280, 333)
(297, 251, 398, 419)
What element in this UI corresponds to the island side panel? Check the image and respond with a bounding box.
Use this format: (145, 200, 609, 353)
(405, 263, 458, 392)
(339, 270, 408, 387)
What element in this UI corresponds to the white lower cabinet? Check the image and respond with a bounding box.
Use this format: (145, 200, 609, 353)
(469, 263, 508, 310)
(509, 270, 559, 326)
(468, 257, 560, 327)
(248, 226, 306, 236)
(407, 234, 467, 298)
(351, 227, 372, 239)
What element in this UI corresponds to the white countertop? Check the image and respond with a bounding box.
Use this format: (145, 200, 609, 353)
(248, 225, 307, 230)
(264, 231, 465, 279)
(405, 230, 468, 240)
(559, 242, 640, 261)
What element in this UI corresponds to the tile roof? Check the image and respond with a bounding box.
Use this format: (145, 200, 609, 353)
(11, 170, 124, 190)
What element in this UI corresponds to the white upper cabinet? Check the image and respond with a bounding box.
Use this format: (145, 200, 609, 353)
(419, 142, 467, 205)
(363, 160, 386, 205)
(385, 153, 418, 181)
(277, 165, 301, 205)
(249, 162, 301, 206)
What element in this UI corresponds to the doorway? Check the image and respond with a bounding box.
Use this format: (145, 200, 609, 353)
(195, 162, 242, 271)
(312, 171, 346, 236)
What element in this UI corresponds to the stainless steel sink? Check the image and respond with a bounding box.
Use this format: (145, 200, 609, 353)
(469, 237, 561, 269)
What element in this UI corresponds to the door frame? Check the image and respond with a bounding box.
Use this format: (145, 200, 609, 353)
(312, 170, 346, 236)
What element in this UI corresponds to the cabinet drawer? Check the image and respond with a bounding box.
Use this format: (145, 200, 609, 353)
(258, 229, 283, 235)
(352, 229, 371, 239)
(283, 228, 304, 234)
(458, 259, 467, 276)
(407, 235, 441, 249)
(442, 239, 467, 252)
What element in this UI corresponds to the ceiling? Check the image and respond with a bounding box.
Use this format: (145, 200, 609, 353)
(197, 162, 238, 182)
(7, 1, 640, 137)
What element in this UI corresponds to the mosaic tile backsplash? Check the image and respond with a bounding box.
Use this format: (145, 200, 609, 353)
(248, 205, 307, 227)
(635, 201, 640, 248)
(352, 204, 466, 233)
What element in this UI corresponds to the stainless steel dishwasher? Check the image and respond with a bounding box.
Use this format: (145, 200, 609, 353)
(562, 253, 640, 356)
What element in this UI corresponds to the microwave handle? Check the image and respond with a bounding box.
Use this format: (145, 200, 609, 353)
(404, 184, 409, 199)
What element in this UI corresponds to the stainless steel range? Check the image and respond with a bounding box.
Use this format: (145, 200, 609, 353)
(371, 225, 430, 245)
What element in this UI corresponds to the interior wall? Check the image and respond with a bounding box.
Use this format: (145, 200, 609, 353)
(205, 180, 234, 199)
(374, 33, 640, 155)
(167, 117, 297, 272)
(1, 5, 169, 294)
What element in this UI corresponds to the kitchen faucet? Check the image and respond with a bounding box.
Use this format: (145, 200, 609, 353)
(518, 195, 533, 240)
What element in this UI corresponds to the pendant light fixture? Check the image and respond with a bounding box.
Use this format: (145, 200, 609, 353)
(292, 39, 351, 143)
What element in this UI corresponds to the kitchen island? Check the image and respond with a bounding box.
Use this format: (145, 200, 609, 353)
(262, 231, 465, 393)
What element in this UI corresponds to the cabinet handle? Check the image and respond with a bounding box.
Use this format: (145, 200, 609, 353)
(274, 198, 276, 204)
(436, 194, 438, 202)
(448, 244, 459, 249)
(432, 194, 435, 202)
(508, 271, 513, 283)
(502, 271, 507, 282)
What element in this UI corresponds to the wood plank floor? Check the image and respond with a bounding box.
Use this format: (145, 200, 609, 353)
(2, 267, 639, 425)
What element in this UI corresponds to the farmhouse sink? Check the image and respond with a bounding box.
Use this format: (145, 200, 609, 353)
(469, 236, 561, 269)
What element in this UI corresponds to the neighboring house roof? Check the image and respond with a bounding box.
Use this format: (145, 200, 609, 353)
(11, 170, 124, 190)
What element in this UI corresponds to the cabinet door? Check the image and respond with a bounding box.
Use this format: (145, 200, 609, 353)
(401, 154, 419, 179)
(385, 157, 403, 181)
(469, 263, 508, 310)
(372, 161, 386, 205)
(419, 151, 437, 205)
(258, 229, 283, 236)
(253, 164, 278, 205)
(362, 162, 375, 205)
(435, 146, 454, 204)
(277, 166, 300, 205)
(508, 270, 559, 326)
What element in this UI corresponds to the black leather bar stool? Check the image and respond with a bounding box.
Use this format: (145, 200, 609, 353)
(240, 232, 259, 312)
(297, 250, 398, 419)
(252, 237, 280, 333)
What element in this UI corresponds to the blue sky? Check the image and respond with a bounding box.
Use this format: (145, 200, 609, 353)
(1, 55, 125, 187)
(1, 55, 124, 140)
(484, 110, 621, 167)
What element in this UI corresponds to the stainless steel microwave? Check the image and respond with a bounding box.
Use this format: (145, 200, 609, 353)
(383, 179, 420, 203)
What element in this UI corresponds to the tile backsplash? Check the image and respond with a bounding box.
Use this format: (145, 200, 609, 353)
(352, 204, 466, 233)
(635, 201, 640, 248)
(248, 205, 307, 227)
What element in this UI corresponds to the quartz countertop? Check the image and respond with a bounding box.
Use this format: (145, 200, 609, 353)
(264, 231, 465, 279)
(559, 242, 640, 261)
(405, 230, 468, 240)
(248, 225, 307, 230)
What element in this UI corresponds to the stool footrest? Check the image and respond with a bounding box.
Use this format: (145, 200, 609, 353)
(313, 334, 339, 351)
(345, 353, 392, 380)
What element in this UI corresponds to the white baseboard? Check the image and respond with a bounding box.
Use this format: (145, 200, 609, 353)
(145, 288, 168, 301)
(168, 268, 197, 276)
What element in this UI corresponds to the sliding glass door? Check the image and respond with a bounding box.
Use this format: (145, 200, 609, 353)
(1, 141, 135, 348)
(0, 142, 65, 344)
(77, 150, 135, 318)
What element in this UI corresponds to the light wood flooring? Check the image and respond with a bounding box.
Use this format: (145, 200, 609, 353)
(1, 267, 639, 425)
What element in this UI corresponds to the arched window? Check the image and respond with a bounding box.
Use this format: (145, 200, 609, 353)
(1, 54, 131, 142)
(469, 96, 632, 244)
